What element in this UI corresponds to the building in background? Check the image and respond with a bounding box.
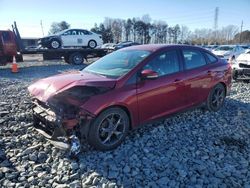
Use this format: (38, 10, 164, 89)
(21, 37, 39, 49)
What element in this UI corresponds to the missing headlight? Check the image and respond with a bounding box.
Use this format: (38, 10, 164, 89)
(56, 86, 110, 100)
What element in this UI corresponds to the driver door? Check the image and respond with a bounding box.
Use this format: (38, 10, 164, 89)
(61, 30, 78, 47)
(136, 50, 186, 125)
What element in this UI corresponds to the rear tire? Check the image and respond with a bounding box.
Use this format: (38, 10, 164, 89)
(88, 108, 129, 151)
(69, 52, 84, 65)
(88, 40, 97, 49)
(206, 83, 226, 112)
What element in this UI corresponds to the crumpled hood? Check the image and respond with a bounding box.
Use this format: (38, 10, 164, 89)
(213, 50, 231, 56)
(39, 35, 57, 40)
(28, 71, 116, 102)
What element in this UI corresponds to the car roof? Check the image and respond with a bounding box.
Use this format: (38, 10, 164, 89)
(120, 44, 206, 52)
(61, 28, 89, 32)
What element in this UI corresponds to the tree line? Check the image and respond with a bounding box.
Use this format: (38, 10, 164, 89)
(49, 16, 250, 45)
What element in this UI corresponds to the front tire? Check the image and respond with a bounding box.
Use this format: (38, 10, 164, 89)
(88, 108, 129, 151)
(50, 39, 61, 49)
(206, 83, 226, 112)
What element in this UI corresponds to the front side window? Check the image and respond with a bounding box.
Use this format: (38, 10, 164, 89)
(71, 30, 77, 35)
(143, 50, 180, 76)
(62, 30, 71, 36)
(183, 50, 207, 70)
(83, 50, 150, 78)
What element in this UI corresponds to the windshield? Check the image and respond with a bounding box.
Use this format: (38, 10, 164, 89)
(215, 46, 234, 51)
(83, 50, 151, 78)
(55, 29, 69, 35)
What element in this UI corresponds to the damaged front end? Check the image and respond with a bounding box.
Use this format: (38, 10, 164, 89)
(31, 85, 109, 155)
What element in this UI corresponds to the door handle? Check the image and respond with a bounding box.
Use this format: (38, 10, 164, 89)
(174, 78, 182, 82)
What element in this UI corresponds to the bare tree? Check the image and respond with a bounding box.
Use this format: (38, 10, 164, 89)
(180, 25, 191, 44)
(91, 15, 240, 45)
(48, 21, 70, 34)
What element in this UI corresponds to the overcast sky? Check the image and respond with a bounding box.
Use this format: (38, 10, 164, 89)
(0, 0, 249, 38)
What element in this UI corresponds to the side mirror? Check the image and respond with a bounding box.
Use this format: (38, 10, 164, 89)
(141, 69, 158, 80)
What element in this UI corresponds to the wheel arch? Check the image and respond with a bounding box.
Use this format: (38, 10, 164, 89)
(206, 81, 227, 102)
(49, 36, 61, 43)
(218, 81, 227, 94)
(95, 104, 133, 130)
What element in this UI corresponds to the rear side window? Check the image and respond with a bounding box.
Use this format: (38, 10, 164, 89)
(183, 50, 207, 70)
(205, 52, 217, 64)
(82, 30, 92, 35)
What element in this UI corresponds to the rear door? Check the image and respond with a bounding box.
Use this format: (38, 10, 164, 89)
(136, 49, 187, 124)
(180, 48, 212, 106)
(78, 30, 93, 46)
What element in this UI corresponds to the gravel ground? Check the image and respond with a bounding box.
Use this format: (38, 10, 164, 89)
(0, 61, 250, 188)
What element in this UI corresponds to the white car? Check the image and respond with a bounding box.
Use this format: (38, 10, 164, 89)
(232, 49, 250, 81)
(212, 45, 245, 61)
(38, 29, 103, 49)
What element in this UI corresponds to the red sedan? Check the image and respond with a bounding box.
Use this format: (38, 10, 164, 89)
(28, 44, 232, 154)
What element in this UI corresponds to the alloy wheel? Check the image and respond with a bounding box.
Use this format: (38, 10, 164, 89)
(98, 113, 126, 146)
(211, 87, 225, 108)
(51, 41, 60, 49)
(89, 40, 97, 48)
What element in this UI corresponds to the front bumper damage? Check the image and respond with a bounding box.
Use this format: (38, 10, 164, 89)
(32, 99, 93, 155)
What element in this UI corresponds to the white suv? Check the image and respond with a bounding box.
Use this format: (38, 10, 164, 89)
(38, 29, 103, 49)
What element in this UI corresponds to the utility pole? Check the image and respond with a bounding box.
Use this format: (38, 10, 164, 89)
(40, 20, 44, 37)
(214, 7, 219, 30)
(214, 7, 219, 44)
(239, 20, 243, 44)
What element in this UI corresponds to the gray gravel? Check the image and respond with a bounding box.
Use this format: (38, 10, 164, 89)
(0, 61, 250, 187)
